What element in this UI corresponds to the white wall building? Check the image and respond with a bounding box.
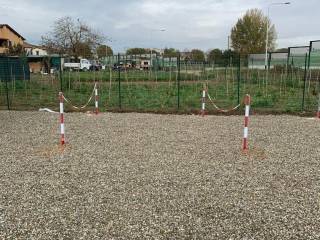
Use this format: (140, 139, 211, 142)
(24, 42, 47, 56)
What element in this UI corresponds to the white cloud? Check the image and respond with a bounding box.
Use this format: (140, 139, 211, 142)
(0, 0, 319, 52)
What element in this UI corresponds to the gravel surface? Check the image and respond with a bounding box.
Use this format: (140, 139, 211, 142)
(1, 111, 320, 239)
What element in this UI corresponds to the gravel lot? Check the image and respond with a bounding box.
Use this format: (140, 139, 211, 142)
(1, 111, 320, 239)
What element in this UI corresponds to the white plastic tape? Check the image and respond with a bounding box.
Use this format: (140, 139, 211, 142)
(60, 103, 64, 113)
(243, 127, 248, 138)
(39, 108, 58, 113)
(245, 105, 250, 117)
(60, 123, 65, 134)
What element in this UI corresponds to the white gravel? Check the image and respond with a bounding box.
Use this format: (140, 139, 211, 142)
(0, 111, 320, 239)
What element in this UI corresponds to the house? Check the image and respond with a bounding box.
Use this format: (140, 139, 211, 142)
(24, 42, 47, 56)
(180, 51, 192, 61)
(0, 24, 25, 54)
(140, 59, 151, 70)
(23, 42, 49, 73)
(0, 24, 59, 74)
(150, 48, 164, 56)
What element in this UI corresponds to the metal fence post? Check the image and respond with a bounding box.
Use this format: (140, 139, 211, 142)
(118, 53, 121, 109)
(268, 52, 272, 70)
(5, 57, 10, 110)
(286, 47, 290, 80)
(177, 54, 181, 109)
(307, 41, 312, 69)
(302, 53, 308, 112)
(5, 78, 10, 110)
(290, 57, 294, 83)
(59, 56, 63, 92)
(237, 54, 241, 105)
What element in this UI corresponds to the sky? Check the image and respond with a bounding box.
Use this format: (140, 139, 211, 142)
(0, 0, 319, 53)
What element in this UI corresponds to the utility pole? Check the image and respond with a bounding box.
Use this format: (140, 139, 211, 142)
(265, 2, 291, 69)
(228, 35, 231, 67)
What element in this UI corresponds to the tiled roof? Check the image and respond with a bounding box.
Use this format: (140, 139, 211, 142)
(0, 24, 26, 41)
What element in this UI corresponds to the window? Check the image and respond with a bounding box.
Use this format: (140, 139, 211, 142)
(0, 39, 7, 47)
(36, 51, 39, 56)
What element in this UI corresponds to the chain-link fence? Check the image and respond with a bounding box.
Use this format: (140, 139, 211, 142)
(1, 43, 320, 114)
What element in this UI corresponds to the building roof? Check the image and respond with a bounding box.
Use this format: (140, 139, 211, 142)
(0, 24, 26, 41)
(23, 42, 37, 48)
(23, 42, 47, 50)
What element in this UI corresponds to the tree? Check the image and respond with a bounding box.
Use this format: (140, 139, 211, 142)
(163, 48, 180, 58)
(8, 43, 25, 56)
(190, 49, 205, 62)
(231, 9, 277, 56)
(126, 48, 148, 55)
(274, 48, 288, 53)
(75, 42, 92, 59)
(42, 16, 105, 59)
(207, 49, 223, 62)
(222, 49, 238, 59)
(97, 45, 113, 58)
(223, 49, 239, 65)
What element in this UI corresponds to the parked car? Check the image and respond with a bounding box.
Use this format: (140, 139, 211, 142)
(112, 63, 125, 71)
(89, 60, 102, 71)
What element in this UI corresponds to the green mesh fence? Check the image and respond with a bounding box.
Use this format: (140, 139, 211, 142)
(305, 41, 320, 112)
(309, 40, 320, 69)
(0, 56, 30, 81)
(288, 46, 310, 68)
(0, 50, 319, 114)
(269, 52, 288, 68)
(248, 54, 265, 69)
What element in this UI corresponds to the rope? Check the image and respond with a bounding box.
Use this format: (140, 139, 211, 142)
(63, 83, 96, 110)
(207, 92, 241, 113)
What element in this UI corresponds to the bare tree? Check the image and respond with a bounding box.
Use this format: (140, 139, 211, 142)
(42, 16, 105, 59)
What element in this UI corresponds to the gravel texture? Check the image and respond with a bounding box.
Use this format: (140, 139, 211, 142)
(0, 111, 320, 239)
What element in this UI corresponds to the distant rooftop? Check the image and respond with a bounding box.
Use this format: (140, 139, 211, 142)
(0, 24, 26, 41)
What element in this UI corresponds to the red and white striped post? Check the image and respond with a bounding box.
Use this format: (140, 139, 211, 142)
(94, 83, 99, 115)
(59, 92, 65, 145)
(200, 87, 206, 117)
(243, 94, 251, 151)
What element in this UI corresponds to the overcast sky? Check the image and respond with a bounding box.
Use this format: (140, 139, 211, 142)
(0, 0, 319, 53)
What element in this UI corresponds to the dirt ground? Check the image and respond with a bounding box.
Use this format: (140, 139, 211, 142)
(0, 111, 320, 239)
